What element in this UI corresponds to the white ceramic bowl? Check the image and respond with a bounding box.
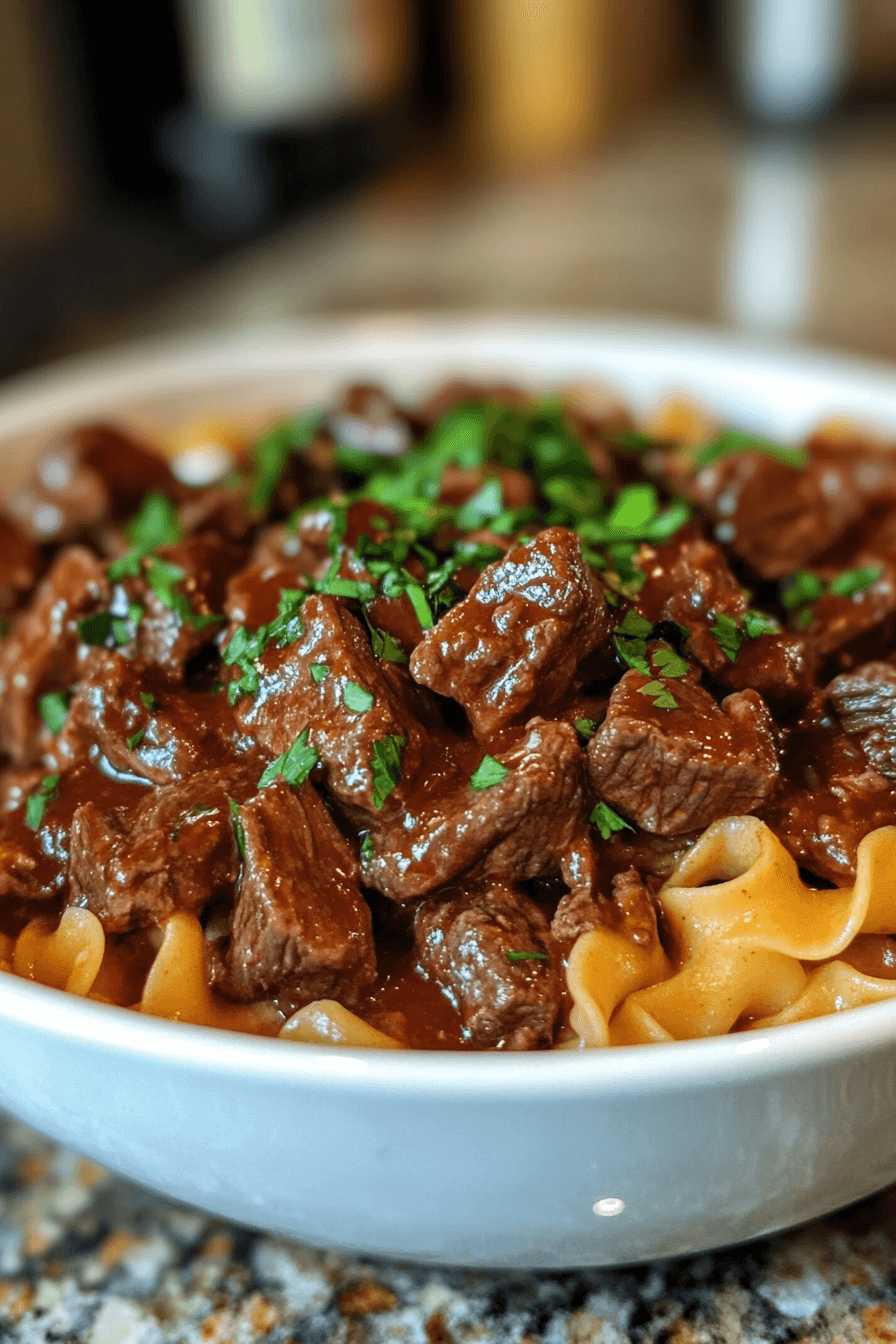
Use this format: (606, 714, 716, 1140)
(3, 317, 896, 1270)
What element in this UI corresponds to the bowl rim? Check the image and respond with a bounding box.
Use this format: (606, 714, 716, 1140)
(4, 313, 896, 1100)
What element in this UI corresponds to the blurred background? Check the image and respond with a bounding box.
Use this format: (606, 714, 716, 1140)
(2, 0, 896, 380)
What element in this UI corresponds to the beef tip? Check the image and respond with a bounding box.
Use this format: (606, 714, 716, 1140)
(217, 778, 375, 1011)
(588, 670, 779, 835)
(68, 766, 250, 932)
(553, 867, 660, 946)
(763, 691, 896, 883)
(826, 662, 896, 780)
(0, 547, 110, 764)
(415, 882, 562, 1050)
(328, 384, 412, 456)
(133, 535, 244, 676)
(668, 450, 866, 580)
(59, 649, 240, 785)
(9, 423, 179, 544)
(178, 480, 255, 542)
(234, 594, 421, 817)
(363, 718, 588, 902)
(790, 557, 896, 663)
(410, 527, 613, 740)
(0, 515, 41, 615)
(226, 561, 310, 630)
(637, 533, 813, 702)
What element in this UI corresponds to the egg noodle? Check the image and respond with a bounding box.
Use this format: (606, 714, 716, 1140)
(6, 815, 896, 1050)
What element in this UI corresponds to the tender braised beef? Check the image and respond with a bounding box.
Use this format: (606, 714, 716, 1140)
(4, 382, 896, 1048)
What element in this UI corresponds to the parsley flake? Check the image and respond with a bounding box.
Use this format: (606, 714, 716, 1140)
(693, 428, 807, 471)
(228, 799, 247, 859)
(651, 646, 689, 678)
(639, 679, 678, 710)
(709, 612, 744, 663)
(371, 627, 408, 664)
(139, 692, 157, 711)
(830, 565, 882, 598)
(781, 571, 825, 611)
(25, 774, 60, 831)
(360, 832, 374, 862)
(250, 408, 324, 511)
(343, 681, 374, 713)
(742, 609, 780, 638)
(310, 663, 329, 684)
(504, 949, 549, 963)
(370, 734, 406, 809)
(470, 755, 509, 790)
(574, 717, 596, 739)
(38, 692, 69, 735)
(259, 728, 319, 789)
(589, 800, 633, 840)
(77, 611, 133, 648)
(126, 729, 146, 750)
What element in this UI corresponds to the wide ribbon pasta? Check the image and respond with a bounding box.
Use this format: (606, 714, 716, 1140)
(568, 818, 896, 1047)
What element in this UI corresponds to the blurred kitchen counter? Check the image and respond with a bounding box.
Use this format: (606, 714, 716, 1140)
(40, 91, 896, 367)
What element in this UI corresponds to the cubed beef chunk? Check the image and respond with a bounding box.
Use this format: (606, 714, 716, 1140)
(763, 691, 896, 883)
(791, 559, 896, 663)
(588, 671, 779, 835)
(673, 451, 866, 580)
(9, 424, 179, 544)
(178, 481, 255, 542)
(637, 533, 813, 702)
(414, 882, 562, 1049)
(226, 561, 310, 630)
(328, 384, 412, 457)
(59, 650, 241, 785)
(134, 535, 245, 676)
(410, 527, 613, 739)
(552, 867, 661, 946)
(218, 778, 375, 1011)
(362, 718, 588, 902)
(827, 662, 896, 780)
(234, 594, 421, 816)
(68, 766, 250, 932)
(0, 515, 41, 615)
(0, 547, 110, 764)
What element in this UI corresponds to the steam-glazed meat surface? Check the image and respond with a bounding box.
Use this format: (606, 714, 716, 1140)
(4, 379, 896, 1050)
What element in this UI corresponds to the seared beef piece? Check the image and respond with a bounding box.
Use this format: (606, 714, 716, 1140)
(588, 670, 779, 835)
(179, 481, 255, 542)
(790, 558, 896, 663)
(328, 384, 412, 457)
(134, 535, 245, 676)
(68, 766, 249, 932)
(657, 450, 866, 580)
(0, 547, 109, 764)
(553, 867, 660, 946)
(827, 662, 896, 780)
(414, 881, 562, 1050)
(637, 534, 814, 702)
(410, 527, 613, 740)
(235, 594, 421, 817)
(218, 778, 376, 1011)
(363, 718, 588, 902)
(439, 463, 537, 511)
(0, 515, 41, 615)
(226, 561, 310, 629)
(10, 424, 179, 544)
(763, 691, 896, 883)
(59, 649, 240, 785)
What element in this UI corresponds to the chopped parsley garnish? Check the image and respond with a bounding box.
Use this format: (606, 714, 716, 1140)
(360, 832, 374, 862)
(258, 727, 319, 789)
(223, 591, 306, 704)
(228, 799, 246, 859)
(613, 609, 652, 676)
(78, 611, 134, 648)
(191, 805, 215, 817)
(829, 565, 882, 598)
(249, 407, 324, 510)
(209, 680, 224, 695)
(139, 692, 157, 711)
(144, 556, 220, 631)
(780, 571, 825, 611)
(578, 488, 690, 549)
(310, 663, 329, 684)
(38, 692, 69, 735)
(126, 729, 145, 750)
(108, 493, 184, 579)
(639, 679, 678, 710)
(370, 628, 408, 664)
(742, 609, 780, 639)
(693, 428, 807, 471)
(343, 681, 374, 713)
(709, 612, 744, 663)
(504, 949, 549, 963)
(313, 574, 378, 603)
(470, 755, 509, 790)
(607, 429, 656, 452)
(574, 717, 596, 739)
(370, 734, 406, 809)
(589, 800, 633, 840)
(25, 774, 60, 831)
(651, 646, 688, 679)
(455, 477, 503, 530)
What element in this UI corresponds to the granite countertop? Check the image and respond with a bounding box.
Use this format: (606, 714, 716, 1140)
(1, 1114, 895, 1344)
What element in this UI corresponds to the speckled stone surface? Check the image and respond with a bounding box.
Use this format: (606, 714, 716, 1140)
(2, 1115, 896, 1342)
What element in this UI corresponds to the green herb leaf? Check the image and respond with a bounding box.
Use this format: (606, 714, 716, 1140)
(742, 609, 780, 638)
(126, 729, 145, 750)
(455, 477, 503, 530)
(829, 565, 882, 598)
(250, 408, 324, 511)
(370, 628, 408, 664)
(589, 800, 633, 840)
(370, 734, 406, 809)
(639, 679, 678, 710)
(139, 692, 157, 711)
(310, 663, 329, 684)
(313, 574, 378, 603)
(108, 493, 184, 580)
(651, 646, 689, 678)
(470, 755, 509, 790)
(228, 798, 247, 859)
(606, 483, 658, 534)
(574, 716, 596, 739)
(39, 692, 69, 735)
(607, 429, 656, 452)
(25, 774, 60, 831)
(504, 949, 549, 963)
(360, 832, 374, 862)
(259, 727, 319, 789)
(709, 612, 744, 663)
(694, 428, 807, 471)
(77, 611, 133, 648)
(781, 571, 825, 611)
(343, 681, 374, 713)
